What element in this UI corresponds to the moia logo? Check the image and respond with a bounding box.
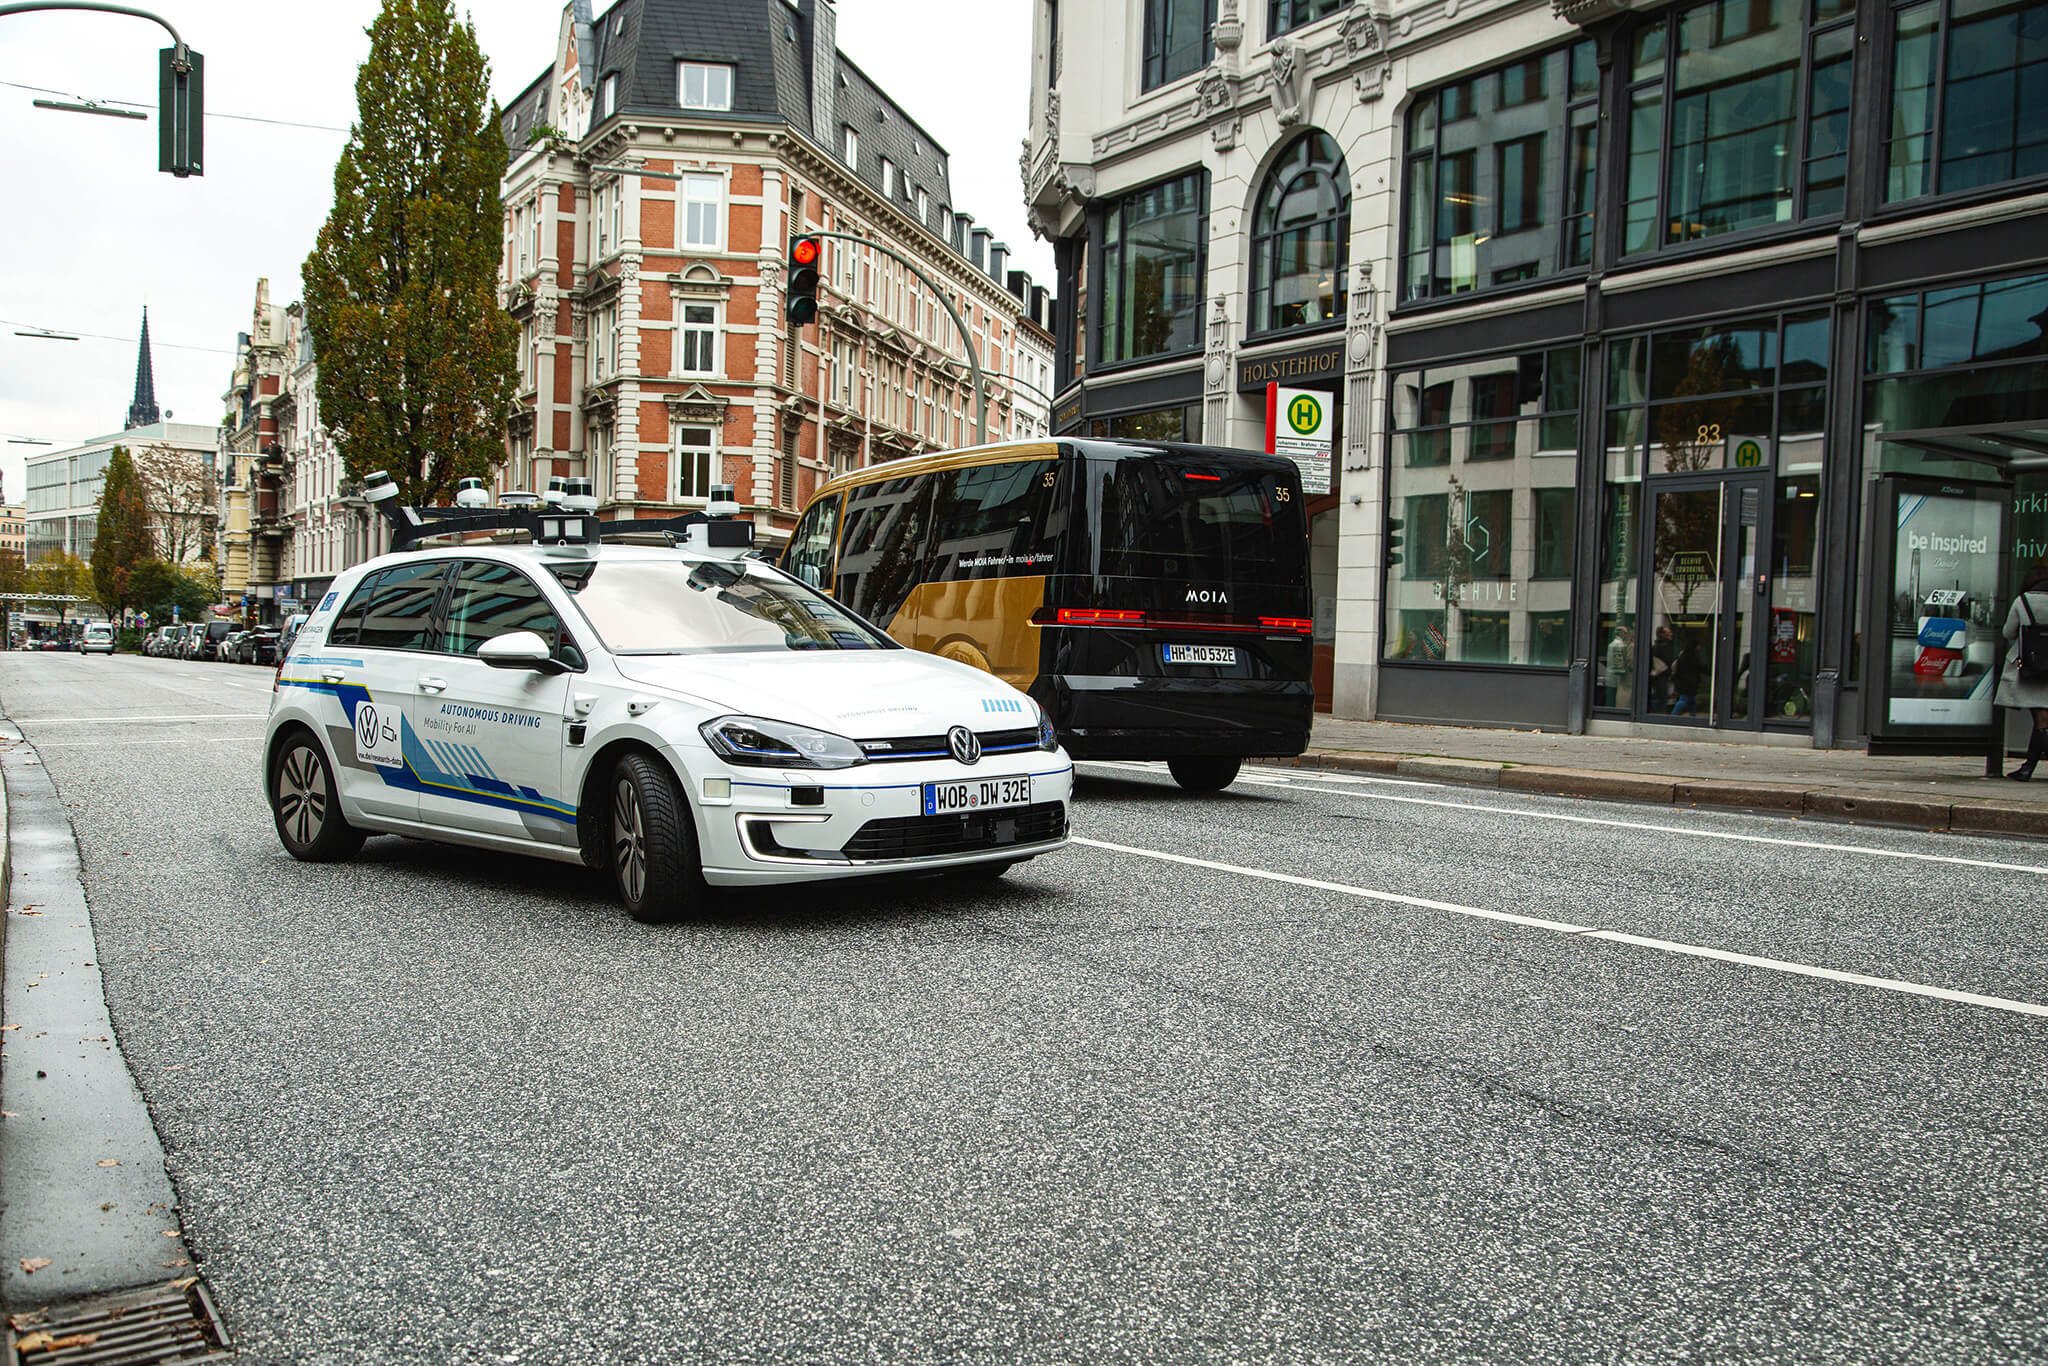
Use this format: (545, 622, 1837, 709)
(1185, 589, 1230, 605)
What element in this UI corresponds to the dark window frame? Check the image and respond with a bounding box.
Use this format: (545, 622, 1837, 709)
(1879, 0, 2048, 209)
(1092, 167, 1210, 371)
(1399, 38, 1599, 305)
(1619, 0, 1857, 260)
(1249, 131, 1353, 339)
(1268, 0, 1347, 39)
(1142, 0, 1218, 93)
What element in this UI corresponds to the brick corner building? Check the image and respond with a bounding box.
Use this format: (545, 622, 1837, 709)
(498, 0, 1056, 545)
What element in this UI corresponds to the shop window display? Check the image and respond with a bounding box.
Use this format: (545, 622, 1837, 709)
(1385, 346, 1581, 665)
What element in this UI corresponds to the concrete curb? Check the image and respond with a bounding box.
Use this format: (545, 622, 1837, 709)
(1284, 749, 2048, 840)
(0, 721, 187, 1312)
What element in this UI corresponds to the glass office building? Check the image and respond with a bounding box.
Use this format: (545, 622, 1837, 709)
(1380, 0, 2048, 748)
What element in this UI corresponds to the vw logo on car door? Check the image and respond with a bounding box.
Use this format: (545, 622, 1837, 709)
(947, 725, 981, 765)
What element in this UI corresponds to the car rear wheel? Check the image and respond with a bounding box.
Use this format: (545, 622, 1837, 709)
(610, 752, 707, 923)
(270, 733, 364, 862)
(1167, 756, 1241, 792)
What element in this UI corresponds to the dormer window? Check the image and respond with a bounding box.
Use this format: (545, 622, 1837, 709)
(597, 72, 619, 121)
(881, 158, 897, 198)
(842, 125, 859, 166)
(677, 62, 733, 111)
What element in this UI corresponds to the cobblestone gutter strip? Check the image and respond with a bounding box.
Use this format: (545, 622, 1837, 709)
(1283, 749, 2048, 840)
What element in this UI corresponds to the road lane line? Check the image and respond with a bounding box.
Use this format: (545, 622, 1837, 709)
(10, 713, 270, 725)
(1080, 761, 2048, 876)
(1073, 836, 2048, 1018)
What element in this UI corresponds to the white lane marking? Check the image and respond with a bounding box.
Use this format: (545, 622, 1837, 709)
(1079, 760, 2048, 877)
(10, 713, 270, 725)
(1074, 836, 2048, 1019)
(34, 736, 266, 748)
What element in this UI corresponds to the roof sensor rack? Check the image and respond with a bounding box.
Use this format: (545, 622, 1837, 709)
(366, 473, 756, 557)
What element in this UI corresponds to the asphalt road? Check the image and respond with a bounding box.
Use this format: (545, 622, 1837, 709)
(5, 650, 2046, 1364)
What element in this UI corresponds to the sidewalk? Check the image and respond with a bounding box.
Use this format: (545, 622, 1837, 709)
(1292, 716, 2048, 839)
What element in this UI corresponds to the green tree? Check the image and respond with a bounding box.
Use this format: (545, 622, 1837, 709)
(302, 0, 517, 506)
(91, 446, 155, 614)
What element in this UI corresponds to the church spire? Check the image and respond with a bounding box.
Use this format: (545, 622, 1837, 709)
(127, 307, 161, 430)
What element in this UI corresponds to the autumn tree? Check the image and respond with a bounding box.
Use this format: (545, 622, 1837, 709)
(91, 446, 155, 614)
(302, 0, 518, 505)
(134, 442, 219, 563)
(28, 551, 93, 628)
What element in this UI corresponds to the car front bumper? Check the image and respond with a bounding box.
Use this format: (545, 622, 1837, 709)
(676, 746, 1076, 885)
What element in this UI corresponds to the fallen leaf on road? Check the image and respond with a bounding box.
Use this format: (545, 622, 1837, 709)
(16, 1332, 99, 1351)
(171, 1276, 198, 1290)
(101, 1203, 114, 1211)
(96, 1159, 119, 1167)
(1, 1112, 17, 1119)
(16, 910, 41, 917)
(0, 1024, 17, 1031)
(18, 1257, 51, 1273)
(161, 1230, 179, 1238)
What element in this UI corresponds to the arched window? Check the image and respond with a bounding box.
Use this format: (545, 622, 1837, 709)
(1250, 132, 1351, 334)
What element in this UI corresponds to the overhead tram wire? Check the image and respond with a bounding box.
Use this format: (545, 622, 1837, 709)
(0, 318, 234, 356)
(1, 79, 349, 133)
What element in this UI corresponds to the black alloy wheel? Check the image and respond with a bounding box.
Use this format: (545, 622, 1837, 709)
(609, 752, 707, 923)
(1167, 756, 1242, 793)
(270, 733, 364, 862)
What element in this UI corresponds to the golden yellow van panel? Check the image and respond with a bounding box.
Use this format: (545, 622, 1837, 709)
(897, 575, 1049, 692)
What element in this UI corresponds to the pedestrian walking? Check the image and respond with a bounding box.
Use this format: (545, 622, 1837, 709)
(1997, 564, 2048, 780)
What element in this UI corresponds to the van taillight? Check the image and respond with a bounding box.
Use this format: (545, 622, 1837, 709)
(1260, 617, 1313, 633)
(1049, 608, 1145, 627)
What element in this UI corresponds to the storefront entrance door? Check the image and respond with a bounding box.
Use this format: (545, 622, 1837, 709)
(1640, 472, 1772, 729)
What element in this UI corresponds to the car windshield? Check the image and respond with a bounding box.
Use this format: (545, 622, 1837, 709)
(548, 557, 893, 654)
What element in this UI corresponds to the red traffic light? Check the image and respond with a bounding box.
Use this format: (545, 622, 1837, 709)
(791, 236, 820, 266)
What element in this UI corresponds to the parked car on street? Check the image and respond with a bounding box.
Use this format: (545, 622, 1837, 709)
(81, 623, 116, 656)
(197, 620, 235, 662)
(220, 630, 246, 663)
(239, 628, 281, 666)
(278, 612, 309, 657)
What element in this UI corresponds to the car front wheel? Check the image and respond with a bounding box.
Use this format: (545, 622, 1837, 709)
(1167, 756, 1242, 793)
(270, 733, 364, 862)
(609, 752, 707, 923)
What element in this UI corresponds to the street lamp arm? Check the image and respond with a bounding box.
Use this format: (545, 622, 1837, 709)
(0, 1, 186, 60)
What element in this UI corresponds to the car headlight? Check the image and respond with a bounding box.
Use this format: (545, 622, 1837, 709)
(1036, 702, 1057, 752)
(700, 715, 867, 769)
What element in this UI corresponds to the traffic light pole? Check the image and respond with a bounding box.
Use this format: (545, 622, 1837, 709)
(789, 230, 988, 448)
(590, 164, 991, 446)
(0, 2, 199, 175)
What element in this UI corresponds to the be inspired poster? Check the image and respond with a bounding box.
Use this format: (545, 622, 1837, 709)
(1887, 490, 2003, 728)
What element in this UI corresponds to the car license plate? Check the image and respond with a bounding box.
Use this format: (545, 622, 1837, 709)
(923, 775, 1032, 815)
(1163, 644, 1237, 665)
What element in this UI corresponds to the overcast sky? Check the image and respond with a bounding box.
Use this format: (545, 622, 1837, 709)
(0, 0, 1050, 503)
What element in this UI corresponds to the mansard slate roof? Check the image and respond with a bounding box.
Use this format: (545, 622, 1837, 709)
(499, 0, 953, 218)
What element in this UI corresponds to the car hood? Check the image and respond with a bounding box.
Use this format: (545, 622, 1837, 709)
(610, 650, 1037, 738)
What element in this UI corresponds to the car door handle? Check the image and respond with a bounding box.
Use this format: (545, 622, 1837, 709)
(417, 676, 447, 694)
(321, 670, 346, 683)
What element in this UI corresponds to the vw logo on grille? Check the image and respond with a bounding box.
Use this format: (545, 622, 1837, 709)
(947, 725, 981, 765)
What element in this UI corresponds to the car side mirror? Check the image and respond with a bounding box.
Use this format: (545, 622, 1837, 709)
(478, 630, 565, 674)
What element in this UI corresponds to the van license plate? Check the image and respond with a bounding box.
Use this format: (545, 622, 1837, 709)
(1163, 644, 1237, 665)
(924, 775, 1032, 816)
